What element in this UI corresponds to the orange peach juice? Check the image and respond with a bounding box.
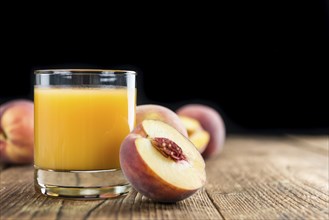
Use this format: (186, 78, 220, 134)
(34, 87, 135, 171)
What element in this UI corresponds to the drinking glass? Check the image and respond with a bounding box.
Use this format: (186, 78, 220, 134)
(34, 69, 136, 199)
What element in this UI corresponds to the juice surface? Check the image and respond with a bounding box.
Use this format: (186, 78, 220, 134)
(34, 87, 135, 170)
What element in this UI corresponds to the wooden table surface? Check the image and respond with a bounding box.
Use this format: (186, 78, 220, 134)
(1, 135, 328, 220)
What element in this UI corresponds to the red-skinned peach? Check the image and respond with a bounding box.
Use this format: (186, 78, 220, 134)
(177, 104, 225, 159)
(136, 104, 188, 137)
(120, 120, 206, 203)
(0, 100, 34, 164)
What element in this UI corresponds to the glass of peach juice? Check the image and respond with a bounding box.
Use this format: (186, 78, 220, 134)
(34, 69, 136, 199)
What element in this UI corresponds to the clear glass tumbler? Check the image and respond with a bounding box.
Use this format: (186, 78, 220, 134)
(34, 69, 136, 199)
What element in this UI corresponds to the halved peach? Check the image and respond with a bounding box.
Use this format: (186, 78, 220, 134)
(177, 104, 226, 159)
(179, 116, 210, 153)
(120, 120, 206, 203)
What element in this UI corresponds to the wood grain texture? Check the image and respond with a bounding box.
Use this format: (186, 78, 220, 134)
(1, 136, 328, 220)
(206, 136, 329, 220)
(287, 135, 329, 155)
(0, 166, 222, 220)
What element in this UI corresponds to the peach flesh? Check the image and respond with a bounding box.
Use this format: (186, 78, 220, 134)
(179, 116, 210, 153)
(120, 120, 206, 203)
(177, 104, 226, 159)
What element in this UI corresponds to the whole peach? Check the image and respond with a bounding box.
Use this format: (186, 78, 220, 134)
(0, 100, 34, 164)
(177, 104, 225, 159)
(136, 104, 188, 137)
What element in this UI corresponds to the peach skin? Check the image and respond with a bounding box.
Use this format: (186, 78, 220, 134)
(136, 104, 188, 137)
(0, 100, 34, 164)
(120, 120, 206, 203)
(177, 104, 225, 159)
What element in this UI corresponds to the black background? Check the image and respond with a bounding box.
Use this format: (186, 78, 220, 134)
(1, 1, 328, 134)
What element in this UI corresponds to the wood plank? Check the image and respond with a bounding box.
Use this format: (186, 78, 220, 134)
(85, 187, 222, 219)
(0, 166, 222, 219)
(1, 136, 328, 220)
(205, 136, 329, 220)
(287, 135, 329, 155)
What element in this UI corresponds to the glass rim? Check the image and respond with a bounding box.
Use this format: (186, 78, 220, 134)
(34, 69, 137, 75)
